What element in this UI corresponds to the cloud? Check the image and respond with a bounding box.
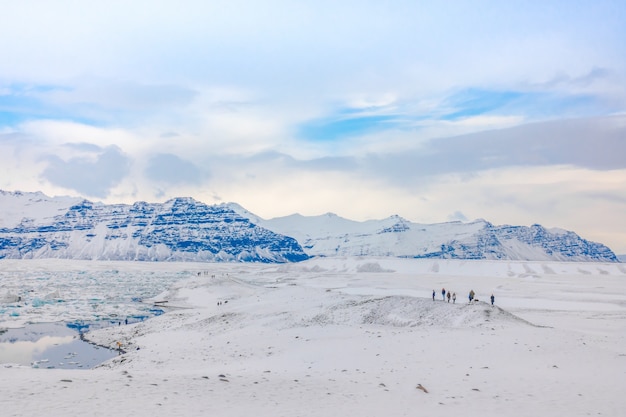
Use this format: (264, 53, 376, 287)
(426, 115, 626, 172)
(63, 142, 103, 152)
(0, 1, 625, 252)
(0, 80, 198, 128)
(447, 211, 468, 222)
(144, 153, 205, 185)
(350, 115, 626, 189)
(41, 145, 131, 198)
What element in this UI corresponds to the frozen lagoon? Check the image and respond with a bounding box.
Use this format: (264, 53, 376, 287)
(0, 259, 189, 328)
(0, 259, 188, 368)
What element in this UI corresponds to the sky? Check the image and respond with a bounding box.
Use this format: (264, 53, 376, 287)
(1, 0, 625, 253)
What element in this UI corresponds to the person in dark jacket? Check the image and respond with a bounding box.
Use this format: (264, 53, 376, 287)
(491, 294, 495, 305)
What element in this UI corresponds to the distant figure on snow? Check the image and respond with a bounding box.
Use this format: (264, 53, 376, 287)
(432, 290, 435, 301)
(491, 294, 495, 305)
(469, 290, 475, 303)
(452, 292, 456, 303)
(441, 288, 446, 301)
(446, 291, 451, 303)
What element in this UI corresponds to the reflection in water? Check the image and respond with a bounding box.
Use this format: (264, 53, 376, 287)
(0, 323, 117, 369)
(0, 335, 74, 365)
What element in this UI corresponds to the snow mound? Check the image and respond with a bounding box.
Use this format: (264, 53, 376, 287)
(300, 296, 533, 329)
(356, 262, 395, 273)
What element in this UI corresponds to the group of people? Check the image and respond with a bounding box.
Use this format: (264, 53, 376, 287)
(433, 288, 457, 303)
(433, 288, 495, 305)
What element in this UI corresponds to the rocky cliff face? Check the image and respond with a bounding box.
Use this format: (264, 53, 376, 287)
(428, 222, 617, 261)
(0, 191, 309, 263)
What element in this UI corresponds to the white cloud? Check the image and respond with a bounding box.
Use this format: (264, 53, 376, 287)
(453, 115, 525, 128)
(0, 1, 625, 252)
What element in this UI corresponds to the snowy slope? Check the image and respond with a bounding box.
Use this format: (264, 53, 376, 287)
(0, 190, 84, 227)
(244, 211, 618, 262)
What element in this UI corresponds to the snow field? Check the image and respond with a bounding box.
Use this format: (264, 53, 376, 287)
(1, 257, 625, 416)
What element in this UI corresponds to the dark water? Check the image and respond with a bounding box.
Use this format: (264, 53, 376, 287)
(0, 322, 118, 369)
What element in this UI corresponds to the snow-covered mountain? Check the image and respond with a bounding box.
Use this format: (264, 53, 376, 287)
(237, 210, 619, 263)
(0, 191, 308, 263)
(0, 190, 618, 262)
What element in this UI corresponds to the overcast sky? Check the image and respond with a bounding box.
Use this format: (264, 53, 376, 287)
(1, 0, 625, 253)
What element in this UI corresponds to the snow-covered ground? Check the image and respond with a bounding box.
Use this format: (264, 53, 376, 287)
(1, 257, 625, 416)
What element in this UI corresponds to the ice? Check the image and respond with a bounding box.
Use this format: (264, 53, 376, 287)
(0, 259, 191, 329)
(31, 298, 46, 308)
(0, 293, 20, 303)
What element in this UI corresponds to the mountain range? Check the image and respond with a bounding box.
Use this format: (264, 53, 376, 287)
(0, 190, 619, 263)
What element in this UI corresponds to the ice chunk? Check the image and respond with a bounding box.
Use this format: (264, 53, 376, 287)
(32, 298, 46, 308)
(44, 290, 62, 300)
(0, 293, 20, 303)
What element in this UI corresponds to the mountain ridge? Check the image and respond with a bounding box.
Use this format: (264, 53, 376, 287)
(0, 190, 308, 263)
(0, 190, 619, 263)
(228, 203, 618, 263)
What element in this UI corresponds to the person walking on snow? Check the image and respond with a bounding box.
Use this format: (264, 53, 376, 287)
(469, 290, 475, 303)
(452, 292, 456, 303)
(441, 288, 446, 301)
(491, 294, 495, 305)
(447, 291, 451, 303)
(432, 290, 435, 301)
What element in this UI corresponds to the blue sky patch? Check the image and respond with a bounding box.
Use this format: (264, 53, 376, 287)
(442, 88, 525, 120)
(0, 83, 104, 127)
(298, 114, 399, 142)
(296, 87, 603, 143)
(440, 88, 604, 121)
(0, 84, 66, 126)
(0, 111, 29, 126)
